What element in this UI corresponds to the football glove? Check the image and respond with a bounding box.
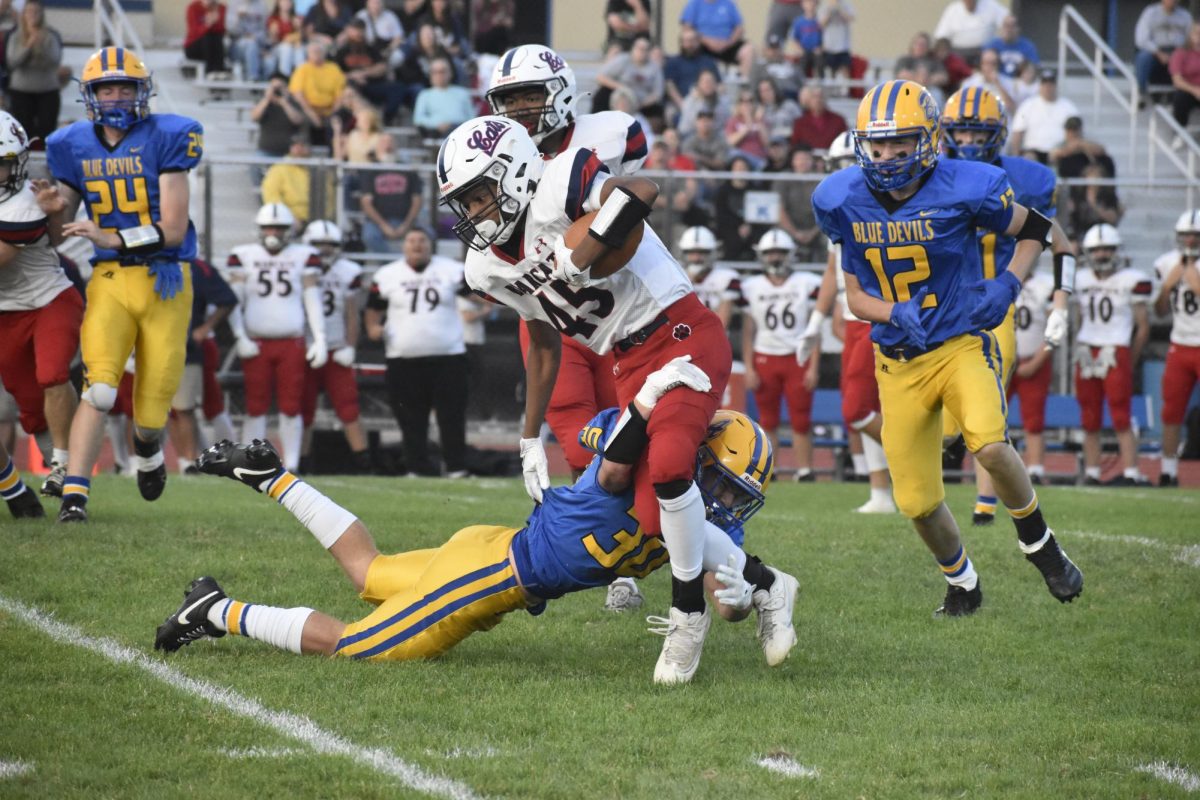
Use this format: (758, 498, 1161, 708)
(306, 339, 328, 369)
(519, 437, 550, 503)
(889, 286, 930, 350)
(551, 233, 589, 287)
(713, 555, 753, 611)
(967, 271, 1021, 331)
(332, 346, 356, 367)
(148, 260, 184, 301)
(634, 355, 712, 410)
(235, 336, 260, 360)
(796, 309, 825, 365)
(1044, 307, 1068, 349)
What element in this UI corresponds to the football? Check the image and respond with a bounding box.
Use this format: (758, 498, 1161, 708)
(563, 210, 645, 280)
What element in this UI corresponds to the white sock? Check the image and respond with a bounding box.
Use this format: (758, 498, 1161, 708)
(1123, 466, 1140, 480)
(265, 471, 357, 549)
(657, 483, 706, 581)
(1162, 457, 1178, 476)
(862, 434, 888, 472)
(1086, 466, 1101, 480)
(701, 520, 745, 573)
(210, 411, 236, 443)
(279, 414, 303, 471)
(1018, 528, 1052, 554)
(938, 545, 978, 591)
(1028, 464, 1045, 477)
(242, 414, 267, 443)
(851, 453, 868, 475)
(207, 598, 312, 654)
(177, 457, 193, 473)
(870, 486, 892, 504)
(132, 449, 164, 473)
(52, 448, 69, 469)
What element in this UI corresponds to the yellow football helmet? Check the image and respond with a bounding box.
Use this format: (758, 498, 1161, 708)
(942, 87, 1008, 163)
(854, 79, 941, 192)
(80, 46, 153, 130)
(696, 410, 773, 540)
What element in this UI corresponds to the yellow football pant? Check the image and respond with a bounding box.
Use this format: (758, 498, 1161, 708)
(81, 261, 193, 430)
(335, 525, 531, 661)
(942, 307, 1016, 439)
(877, 331, 1009, 519)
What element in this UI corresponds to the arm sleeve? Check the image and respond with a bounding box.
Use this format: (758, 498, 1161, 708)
(366, 279, 389, 311)
(973, 169, 1017, 235)
(158, 117, 204, 172)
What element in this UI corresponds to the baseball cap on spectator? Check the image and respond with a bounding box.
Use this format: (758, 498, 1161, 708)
(1039, 67, 1057, 82)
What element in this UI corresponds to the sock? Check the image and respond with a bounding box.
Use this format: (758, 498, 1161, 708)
(743, 554, 775, 592)
(207, 597, 312, 654)
(1028, 464, 1045, 478)
(1162, 457, 1178, 477)
(938, 545, 978, 591)
(177, 457, 193, 473)
(870, 486, 892, 505)
(0, 460, 29, 500)
(1123, 466, 1140, 480)
(657, 483, 706, 582)
(671, 575, 706, 614)
(242, 414, 267, 443)
(52, 448, 69, 469)
(209, 411, 235, 443)
(264, 470, 357, 549)
(132, 435, 164, 473)
(862, 434, 888, 472)
(279, 414, 303, 471)
(701, 520, 745, 573)
(974, 494, 997, 517)
(1085, 466, 1101, 480)
(1008, 493, 1049, 547)
(61, 476, 90, 506)
(851, 453, 868, 475)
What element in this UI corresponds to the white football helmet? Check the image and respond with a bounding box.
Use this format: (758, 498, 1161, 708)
(437, 116, 544, 251)
(303, 219, 343, 267)
(255, 202, 295, 253)
(826, 130, 856, 170)
(756, 228, 796, 277)
(0, 110, 29, 204)
(486, 45, 577, 146)
(1082, 223, 1122, 273)
(679, 226, 718, 278)
(1174, 209, 1200, 258)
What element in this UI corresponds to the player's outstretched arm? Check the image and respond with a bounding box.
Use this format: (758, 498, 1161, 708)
(519, 320, 562, 502)
(797, 254, 838, 364)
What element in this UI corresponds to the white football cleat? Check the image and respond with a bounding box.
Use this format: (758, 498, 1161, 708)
(648, 606, 711, 685)
(604, 577, 644, 612)
(753, 567, 799, 666)
(855, 496, 897, 514)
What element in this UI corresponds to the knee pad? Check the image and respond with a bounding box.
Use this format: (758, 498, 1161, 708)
(653, 478, 693, 501)
(81, 382, 118, 412)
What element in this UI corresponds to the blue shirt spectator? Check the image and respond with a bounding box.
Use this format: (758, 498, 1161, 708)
(664, 26, 720, 108)
(984, 14, 1038, 78)
(680, 0, 742, 40)
(789, 6, 822, 51)
(412, 57, 474, 136)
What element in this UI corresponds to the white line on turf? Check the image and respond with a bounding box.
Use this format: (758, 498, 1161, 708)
(1068, 530, 1200, 569)
(756, 754, 820, 779)
(1135, 761, 1200, 792)
(0, 760, 33, 779)
(0, 594, 482, 800)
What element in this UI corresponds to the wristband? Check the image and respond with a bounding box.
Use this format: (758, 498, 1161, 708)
(587, 186, 652, 250)
(118, 224, 165, 255)
(1053, 252, 1076, 294)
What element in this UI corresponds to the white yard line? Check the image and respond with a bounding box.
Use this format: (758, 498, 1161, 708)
(0, 760, 33, 779)
(1135, 761, 1200, 792)
(755, 754, 820, 779)
(0, 594, 482, 800)
(1068, 530, 1200, 569)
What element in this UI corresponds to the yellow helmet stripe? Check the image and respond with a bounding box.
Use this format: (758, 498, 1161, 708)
(100, 47, 110, 71)
(970, 86, 982, 118)
(882, 80, 906, 121)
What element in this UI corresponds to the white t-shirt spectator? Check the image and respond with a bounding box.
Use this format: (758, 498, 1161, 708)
(1134, 2, 1193, 52)
(819, 0, 854, 54)
(1011, 92, 1079, 153)
(934, 0, 1009, 51)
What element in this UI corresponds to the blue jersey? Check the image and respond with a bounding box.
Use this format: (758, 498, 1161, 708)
(46, 114, 203, 265)
(812, 159, 1016, 349)
(186, 259, 237, 364)
(981, 155, 1056, 280)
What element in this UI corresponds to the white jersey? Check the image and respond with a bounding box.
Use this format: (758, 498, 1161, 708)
(831, 242, 863, 324)
(0, 183, 71, 311)
(228, 242, 322, 339)
(1153, 250, 1200, 346)
(546, 111, 648, 176)
(741, 271, 823, 355)
(315, 257, 363, 350)
(464, 147, 692, 355)
(368, 255, 467, 359)
(1075, 266, 1153, 347)
(691, 266, 742, 313)
(1014, 271, 1055, 359)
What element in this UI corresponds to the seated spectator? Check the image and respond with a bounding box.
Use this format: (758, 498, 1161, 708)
(894, 31, 943, 84)
(789, 84, 847, 149)
(1051, 116, 1115, 179)
(303, 0, 353, 46)
(1009, 58, 1039, 108)
(933, 0, 1007, 65)
(252, 71, 313, 164)
(680, 0, 746, 64)
(1135, 0, 1193, 99)
(336, 18, 406, 123)
(396, 0, 430, 34)
(819, 0, 855, 79)
(932, 36, 973, 94)
(711, 154, 763, 261)
(5, 1, 63, 143)
(763, 135, 791, 172)
(1065, 162, 1124, 243)
(357, 134, 424, 253)
(773, 145, 823, 262)
(682, 108, 730, 170)
(959, 48, 1015, 111)
(788, 0, 823, 78)
(676, 68, 730, 137)
(334, 104, 383, 162)
(261, 135, 313, 227)
(746, 34, 801, 98)
(1010, 68, 1079, 163)
(606, 0, 652, 53)
(356, 0, 406, 68)
(472, 0, 515, 56)
(724, 89, 769, 166)
(421, 0, 470, 59)
(289, 41, 348, 143)
(610, 87, 657, 143)
(396, 23, 454, 109)
(661, 127, 696, 170)
(756, 77, 800, 142)
(227, 0, 269, 81)
(644, 140, 709, 232)
(665, 27, 721, 118)
(595, 35, 665, 126)
(184, 0, 227, 76)
(1169, 22, 1200, 135)
(413, 57, 474, 137)
(984, 14, 1037, 78)
(265, 0, 304, 76)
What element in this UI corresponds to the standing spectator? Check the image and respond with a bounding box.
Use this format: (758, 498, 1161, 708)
(262, 135, 314, 226)
(680, 0, 746, 64)
(985, 14, 1038, 78)
(789, 84, 847, 150)
(819, 0, 855, 79)
(606, 0, 651, 53)
(252, 72, 312, 165)
(227, 0, 269, 81)
(676, 67, 730, 136)
(365, 228, 472, 477)
(421, 0, 470, 59)
(1135, 0, 1193, 99)
(664, 27, 720, 119)
(185, 0, 228, 76)
(265, 0, 305, 76)
(748, 34, 802, 98)
(4, 1, 62, 143)
(788, 0, 823, 79)
(756, 77, 800, 142)
(1009, 68, 1079, 163)
(303, 0, 353, 46)
(1169, 22, 1200, 135)
(595, 34, 665, 123)
(959, 48, 1016, 111)
(681, 107, 729, 170)
(472, 0, 515, 55)
(289, 40, 348, 140)
(335, 18, 406, 123)
(773, 145, 823, 262)
(1153, 209, 1200, 487)
(357, 0, 406, 66)
(711, 154, 762, 260)
(413, 56, 475, 137)
(724, 88, 768, 166)
(357, 134, 424, 253)
(933, 0, 1008, 64)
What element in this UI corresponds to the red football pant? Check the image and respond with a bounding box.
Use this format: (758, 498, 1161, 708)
(519, 321, 618, 473)
(201, 337, 225, 420)
(1075, 345, 1133, 432)
(0, 288, 83, 434)
(752, 352, 812, 432)
(243, 337, 306, 417)
(840, 320, 879, 427)
(302, 360, 361, 426)
(612, 294, 732, 535)
(1161, 343, 1200, 425)
(1008, 355, 1053, 433)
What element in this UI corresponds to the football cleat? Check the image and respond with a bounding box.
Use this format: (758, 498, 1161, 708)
(40, 463, 66, 497)
(154, 576, 228, 653)
(648, 606, 711, 685)
(604, 577, 644, 612)
(197, 439, 282, 492)
(753, 567, 799, 666)
(934, 582, 983, 617)
(794, 470, 815, 483)
(137, 463, 167, 501)
(855, 496, 896, 514)
(1025, 534, 1083, 603)
(56, 501, 87, 523)
(972, 512, 995, 527)
(7, 488, 45, 519)
(1159, 473, 1178, 488)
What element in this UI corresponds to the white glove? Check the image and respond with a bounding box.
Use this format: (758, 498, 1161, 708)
(713, 555, 753, 611)
(306, 338, 328, 369)
(332, 345, 356, 367)
(634, 355, 712, 409)
(235, 336, 260, 360)
(551, 233, 589, 287)
(519, 436, 550, 503)
(1044, 307, 1068, 350)
(797, 309, 825, 366)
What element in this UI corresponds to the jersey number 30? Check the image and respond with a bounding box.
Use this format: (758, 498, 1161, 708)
(865, 245, 939, 308)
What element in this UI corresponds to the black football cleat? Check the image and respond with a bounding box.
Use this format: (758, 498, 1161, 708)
(154, 576, 228, 653)
(972, 512, 995, 527)
(934, 582, 983, 618)
(7, 489, 45, 519)
(137, 463, 167, 501)
(1025, 534, 1083, 603)
(1159, 473, 1178, 488)
(56, 501, 87, 523)
(197, 439, 282, 492)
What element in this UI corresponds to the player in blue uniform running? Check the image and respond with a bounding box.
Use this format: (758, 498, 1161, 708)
(153, 359, 799, 673)
(811, 80, 1082, 617)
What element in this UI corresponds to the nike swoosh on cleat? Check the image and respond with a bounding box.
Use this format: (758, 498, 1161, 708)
(177, 591, 219, 626)
(233, 467, 277, 482)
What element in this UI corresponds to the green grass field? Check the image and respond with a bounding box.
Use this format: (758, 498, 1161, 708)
(1, 474, 1198, 799)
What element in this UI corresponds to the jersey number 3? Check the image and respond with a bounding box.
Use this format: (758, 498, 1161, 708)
(85, 177, 151, 230)
(865, 244, 939, 308)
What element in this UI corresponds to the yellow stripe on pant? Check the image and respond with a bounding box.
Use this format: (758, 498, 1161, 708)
(335, 525, 530, 661)
(943, 305, 1016, 439)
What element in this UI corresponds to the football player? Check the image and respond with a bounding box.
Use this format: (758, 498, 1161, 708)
(1, 437, 44, 518)
(298, 221, 370, 474)
(812, 80, 1083, 617)
(740, 229, 823, 481)
(0, 111, 82, 499)
(1073, 224, 1152, 486)
(679, 225, 741, 328)
(1153, 210, 1200, 487)
(1008, 265, 1057, 483)
(155, 362, 800, 676)
(226, 203, 329, 473)
(42, 47, 204, 523)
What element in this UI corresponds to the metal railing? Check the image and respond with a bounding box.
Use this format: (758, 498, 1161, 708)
(1147, 107, 1200, 208)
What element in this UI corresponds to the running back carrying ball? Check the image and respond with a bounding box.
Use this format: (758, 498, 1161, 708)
(564, 210, 645, 279)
